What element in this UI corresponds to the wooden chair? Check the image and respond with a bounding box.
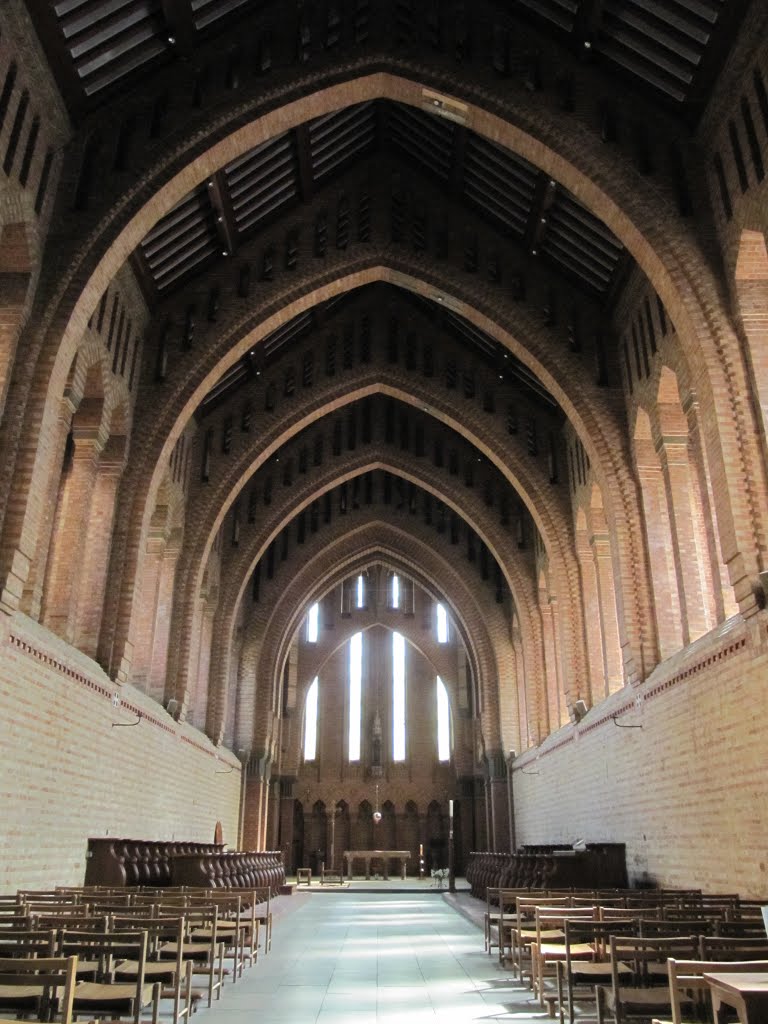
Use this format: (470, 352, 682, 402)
(699, 933, 768, 960)
(596, 934, 699, 1024)
(59, 929, 160, 1024)
(109, 915, 196, 1024)
(555, 919, 637, 1024)
(0, 929, 56, 959)
(296, 868, 312, 886)
(530, 905, 597, 1010)
(651, 957, 768, 1024)
(248, 888, 273, 954)
(508, 895, 569, 982)
(0, 954, 78, 1023)
(156, 906, 225, 1007)
(484, 887, 525, 956)
(639, 918, 717, 938)
(187, 892, 253, 978)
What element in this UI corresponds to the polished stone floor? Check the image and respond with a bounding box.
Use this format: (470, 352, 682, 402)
(191, 884, 551, 1024)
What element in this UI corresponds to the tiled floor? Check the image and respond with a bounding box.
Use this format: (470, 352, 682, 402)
(198, 887, 551, 1023)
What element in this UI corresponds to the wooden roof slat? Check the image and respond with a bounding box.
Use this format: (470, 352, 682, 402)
(546, 213, 623, 268)
(597, 38, 689, 98)
(308, 102, 376, 145)
(146, 221, 218, 273)
(224, 133, 293, 177)
(464, 159, 539, 208)
(156, 243, 219, 289)
(625, 0, 711, 43)
(193, 0, 252, 31)
(60, 0, 147, 40)
(230, 172, 296, 214)
(309, 114, 376, 163)
(543, 234, 615, 284)
(235, 187, 297, 232)
(604, 6, 704, 67)
(228, 162, 296, 203)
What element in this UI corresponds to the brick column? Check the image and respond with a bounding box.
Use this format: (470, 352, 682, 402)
(242, 751, 270, 850)
(486, 749, 510, 852)
(41, 426, 104, 641)
(16, 399, 73, 619)
(148, 530, 182, 702)
(590, 531, 624, 693)
(457, 776, 476, 871)
(634, 444, 683, 660)
(658, 436, 713, 643)
(72, 437, 126, 658)
(278, 777, 297, 872)
(267, 777, 281, 851)
(574, 530, 604, 704)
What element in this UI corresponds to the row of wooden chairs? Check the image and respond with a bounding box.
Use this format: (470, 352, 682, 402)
(0, 884, 275, 1024)
(551, 916, 768, 1023)
(483, 890, 768, 1022)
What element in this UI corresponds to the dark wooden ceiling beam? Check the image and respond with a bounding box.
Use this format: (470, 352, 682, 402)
(451, 124, 467, 198)
(571, 0, 607, 47)
(22, 0, 85, 119)
(160, 0, 197, 60)
(129, 250, 160, 309)
(294, 123, 315, 202)
(207, 172, 238, 256)
(524, 173, 557, 254)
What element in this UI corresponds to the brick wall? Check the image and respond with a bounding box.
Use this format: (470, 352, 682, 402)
(0, 611, 241, 891)
(513, 611, 768, 897)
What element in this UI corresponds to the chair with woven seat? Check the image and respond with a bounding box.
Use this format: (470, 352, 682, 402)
(485, 888, 528, 957)
(0, 954, 78, 1023)
(58, 929, 160, 1024)
(508, 894, 570, 982)
(555, 919, 638, 1024)
(596, 934, 699, 1024)
(530, 905, 598, 1010)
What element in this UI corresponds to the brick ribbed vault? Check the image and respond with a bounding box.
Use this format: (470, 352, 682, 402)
(3, 68, 766, 661)
(197, 450, 546, 748)
(104, 265, 651, 706)
(226, 519, 509, 757)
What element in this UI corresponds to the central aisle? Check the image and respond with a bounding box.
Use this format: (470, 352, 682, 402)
(204, 891, 546, 1023)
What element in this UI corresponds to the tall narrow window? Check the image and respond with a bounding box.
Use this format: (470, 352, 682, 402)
(306, 601, 319, 642)
(349, 631, 362, 761)
(437, 676, 450, 761)
(436, 602, 449, 643)
(392, 631, 406, 761)
(356, 574, 365, 608)
(304, 677, 318, 760)
(391, 574, 400, 609)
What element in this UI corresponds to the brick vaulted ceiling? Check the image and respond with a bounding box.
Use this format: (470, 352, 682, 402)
(21, 0, 752, 649)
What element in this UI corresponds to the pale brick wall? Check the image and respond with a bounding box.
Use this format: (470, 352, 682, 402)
(513, 612, 768, 896)
(0, 611, 241, 891)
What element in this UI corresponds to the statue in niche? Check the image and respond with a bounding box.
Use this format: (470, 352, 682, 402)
(371, 710, 383, 776)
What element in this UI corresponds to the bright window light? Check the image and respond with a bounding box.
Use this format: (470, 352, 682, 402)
(356, 574, 365, 609)
(392, 632, 406, 761)
(304, 677, 318, 760)
(391, 574, 400, 609)
(437, 676, 450, 761)
(436, 602, 449, 643)
(306, 602, 319, 643)
(349, 632, 362, 761)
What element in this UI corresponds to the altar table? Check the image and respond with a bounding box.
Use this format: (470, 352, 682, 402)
(343, 850, 410, 880)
